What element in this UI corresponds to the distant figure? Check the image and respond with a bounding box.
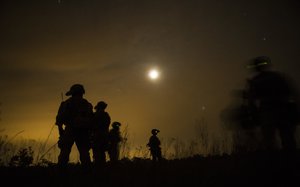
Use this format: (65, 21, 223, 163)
(245, 56, 299, 152)
(55, 84, 93, 166)
(147, 129, 162, 162)
(91, 101, 111, 165)
(108, 122, 122, 163)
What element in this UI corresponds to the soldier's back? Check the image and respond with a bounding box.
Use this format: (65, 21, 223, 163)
(63, 97, 93, 128)
(250, 71, 292, 104)
(149, 135, 160, 148)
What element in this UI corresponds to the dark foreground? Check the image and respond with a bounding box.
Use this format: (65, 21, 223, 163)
(1, 150, 300, 187)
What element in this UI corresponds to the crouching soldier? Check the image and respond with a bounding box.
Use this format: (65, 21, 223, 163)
(147, 129, 162, 162)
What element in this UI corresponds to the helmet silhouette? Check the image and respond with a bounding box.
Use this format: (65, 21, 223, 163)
(112, 121, 121, 129)
(247, 56, 272, 70)
(66, 84, 85, 96)
(151, 129, 160, 135)
(94, 101, 108, 110)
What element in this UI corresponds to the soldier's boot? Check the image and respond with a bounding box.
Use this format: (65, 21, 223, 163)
(58, 148, 71, 166)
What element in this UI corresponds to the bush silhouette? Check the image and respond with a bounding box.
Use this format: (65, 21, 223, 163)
(9, 147, 34, 167)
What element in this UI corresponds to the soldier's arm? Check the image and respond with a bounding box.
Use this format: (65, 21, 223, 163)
(108, 114, 111, 126)
(88, 102, 93, 115)
(55, 102, 66, 136)
(55, 102, 65, 126)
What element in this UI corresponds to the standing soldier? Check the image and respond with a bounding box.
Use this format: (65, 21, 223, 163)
(91, 101, 111, 165)
(147, 129, 162, 162)
(108, 122, 122, 163)
(55, 84, 93, 166)
(246, 56, 299, 152)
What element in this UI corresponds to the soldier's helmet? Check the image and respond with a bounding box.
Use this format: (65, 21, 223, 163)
(247, 56, 272, 71)
(112, 121, 121, 129)
(94, 101, 108, 110)
(66, 84, 85, 96)
(151, 129, 160, 135)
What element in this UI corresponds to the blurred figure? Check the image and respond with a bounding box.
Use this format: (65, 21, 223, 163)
(147, 129, 162, 162)
(91, 101, 111, 165)
(55, 84, 93, 166)
(245, 56, 299, 152)
(108, 122, 122, 163)
(220, 88, 261, 153)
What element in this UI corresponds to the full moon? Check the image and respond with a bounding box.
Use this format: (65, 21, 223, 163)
(148, 69, 159, 80)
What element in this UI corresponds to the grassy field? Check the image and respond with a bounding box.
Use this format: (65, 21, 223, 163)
(1, 150, 300, 187)
(1, 124, 300, 187)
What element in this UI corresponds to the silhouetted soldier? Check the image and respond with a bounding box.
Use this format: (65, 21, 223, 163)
(55, 84, 93, 166)
(91, 101, 111, 165)
(108, 122, 122, 163)
(147, 129, 162, 162)
(246, 56, 299, 152)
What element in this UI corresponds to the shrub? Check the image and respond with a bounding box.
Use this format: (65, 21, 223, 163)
(9, 147, 34, 167)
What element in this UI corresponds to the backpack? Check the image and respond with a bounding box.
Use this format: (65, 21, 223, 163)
(59, 97, 93, 129)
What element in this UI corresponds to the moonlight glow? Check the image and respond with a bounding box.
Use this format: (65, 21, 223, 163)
(148, 69, 159, 80)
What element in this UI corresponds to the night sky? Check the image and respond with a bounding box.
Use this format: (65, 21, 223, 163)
(1, 0, 300, 146)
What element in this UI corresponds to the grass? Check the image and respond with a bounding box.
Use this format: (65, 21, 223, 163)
(0, 120, 289, 166)
(1, 120, 300, 187)
(0, 150, 299, 187)
(0, 119, 228, 166)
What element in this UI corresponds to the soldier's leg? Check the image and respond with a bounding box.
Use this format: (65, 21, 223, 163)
(259, 107, 280, 151)
(99, 147, 106, 163)
(91, 134, 106, 165)
(93, 146, 106, 165)
(109, 147, 116, 162)
(75, 130, 91, 165)
(58, 147, 72, 166)
(157, 148, 162, 161)
(151, 150, 157, 162)
(110, 145, 120, 162)
(116, 147, 120, 161)
(58, 133, 74, 166)
(260, 110, 277, 151)
(261, 125, 277, 151)
(279, 126, 297, 152)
